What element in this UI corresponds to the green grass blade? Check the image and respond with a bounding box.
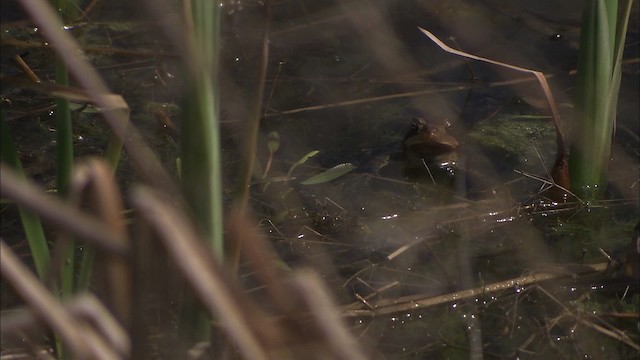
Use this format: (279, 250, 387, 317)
(179, 0, 223, 343)
(54, 0, 76, 307)
(287, 150, 320, 177)
(569, 0, 630, 198)
(606, 0, 634, 126)
(54, 63, 73, 197)
(0, 116, 51, 280)
(181, 0, 223, 257)
(301, 163, 356, 185)
(76, 245, 96, 291)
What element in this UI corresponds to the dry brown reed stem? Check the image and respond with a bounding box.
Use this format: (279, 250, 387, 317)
(67, 159, 131, 326)
(228, 211, 368, 359)
(231, 2, 272, 274)
(0, 164, 127, 256)
(1, 38, 179, 58)
(264, 75, 542, 117)
(18, 0, 176, 193)
(1, 242, 123, 360)
(130, 187, 270, 360)
(227, 209, 296, 315)
(1, 293, 130, 356)
(343, 262, 609, 317)
(13, 54, 41, 83)
(417, 27, 570, 192)
(289, 270, 368, 360)
(235, 1, 271, 211)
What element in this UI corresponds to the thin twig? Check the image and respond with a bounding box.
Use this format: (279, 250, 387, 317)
(343, 263, 608, 317)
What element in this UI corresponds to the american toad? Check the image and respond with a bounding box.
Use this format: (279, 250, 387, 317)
(402, 117, 459, 173)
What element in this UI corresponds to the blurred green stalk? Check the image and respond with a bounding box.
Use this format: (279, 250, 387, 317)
(54, 2, 76, 358)
(569, 0, 633, 198)
(53, 0, 77, 306)
(179, 0, 223, 342)
(54, 57, 76, 298)
(181, 0, 223, 258)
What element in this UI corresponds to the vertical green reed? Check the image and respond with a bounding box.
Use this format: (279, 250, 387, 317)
(180, 0, 223, 342)
(181, 0, 223, 258)
(53, 2, 76, 357)
(570, 0, 633, 198)
(53, 1, 77, 313)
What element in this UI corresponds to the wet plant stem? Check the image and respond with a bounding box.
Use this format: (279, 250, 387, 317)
(569, 0, 634, 198)
(53, 1, 77, 357)
(179, 0, 223, 343)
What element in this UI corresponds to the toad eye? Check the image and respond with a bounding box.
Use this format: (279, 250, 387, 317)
(411, 117, 427, 131)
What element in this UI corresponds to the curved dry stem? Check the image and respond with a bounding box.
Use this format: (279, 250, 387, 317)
(1, 242, 122, 359)
(0, 164, 128, 256)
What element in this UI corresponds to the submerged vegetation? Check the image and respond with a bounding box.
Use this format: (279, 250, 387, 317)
(1, 0, 638, 359)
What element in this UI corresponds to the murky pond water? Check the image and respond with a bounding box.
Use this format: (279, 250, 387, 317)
(2, 0, 638, 358)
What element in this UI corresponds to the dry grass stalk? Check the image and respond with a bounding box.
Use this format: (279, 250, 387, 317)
(228, 211, 369, 359)
(1, 242, 124, 359)
(343, 262, 609, 317)
(130, 188, 270, 360)
(1, 294, 130, 356)
(66, 159, 131, 326)
(0, 164, 127, 256)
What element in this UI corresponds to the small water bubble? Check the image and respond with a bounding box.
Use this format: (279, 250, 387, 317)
(549, 33, 563, 41)
(381, 213, 398, 220)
